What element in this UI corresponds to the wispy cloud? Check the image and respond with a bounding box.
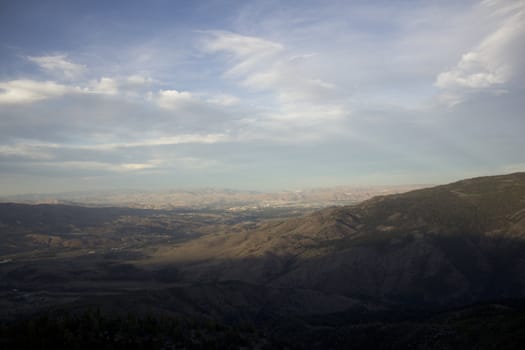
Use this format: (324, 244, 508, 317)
(0, 0, 524, 192)
(201, 31, 348, 134)
(0, 80, 79, 104)
(435, 0, 525, 105)
(155, 89, 195, 109)
(27, 54, 86, 79)
(206, 93, 240, 106)
(0, 144, 54, 160)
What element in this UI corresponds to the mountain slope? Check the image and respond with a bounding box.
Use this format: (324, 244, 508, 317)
(151, 172, 525, 305)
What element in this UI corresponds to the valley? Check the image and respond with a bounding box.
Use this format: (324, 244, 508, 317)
(1, 173, 525, 348)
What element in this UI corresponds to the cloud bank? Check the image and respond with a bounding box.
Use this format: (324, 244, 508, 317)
(0, 0, 524, 194)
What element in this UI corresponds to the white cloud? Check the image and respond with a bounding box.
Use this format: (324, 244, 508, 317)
(0, 73, 155, 105)
(27, 55, 85, 79)
(117, 156, 217, 172)
(202, 31, 347, 130)
(0, 144, 54, 160)
(481, 0, 525, 16)
(204, 31, 283, 57)
(202, 32, 287, 86)
(21, 155, 217, 174)
(0, 79, 79, 104)
(120, 159, 163, 171)
(86, 75, 156, 96)
(2, 2, 525, 192)
(0, 132, 229, 178)
(125, 75, 153, 86)
(44, 160, 153, 173)
(0, 134, 230, 156)
(87, 77, 119, 95)
(155, 89, 194, 109)
(435, 1, 525, 105)
(85, 133, 231, 150)
(206, 93, 240, 106)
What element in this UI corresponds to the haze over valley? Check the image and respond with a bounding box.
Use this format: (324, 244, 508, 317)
(0, 184, 424, 210)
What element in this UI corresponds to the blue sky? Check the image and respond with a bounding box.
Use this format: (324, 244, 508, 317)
(0, 0, 524, 194)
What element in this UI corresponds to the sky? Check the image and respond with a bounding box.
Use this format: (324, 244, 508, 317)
(0, 0, 524, 195)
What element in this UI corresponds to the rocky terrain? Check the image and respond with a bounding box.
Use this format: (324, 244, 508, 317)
(148, 172, 525, 306)
(1, 172, 525, 348)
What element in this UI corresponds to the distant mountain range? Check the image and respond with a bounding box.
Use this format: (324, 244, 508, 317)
(0, 185, 425, 210)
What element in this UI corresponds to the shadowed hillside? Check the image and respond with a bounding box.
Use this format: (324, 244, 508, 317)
(150, 172, 525, 306)
(2, 173, 525, 348)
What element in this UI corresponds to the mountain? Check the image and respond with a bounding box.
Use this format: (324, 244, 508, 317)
(0, 185, 424, 210)
(150, 172, 525, 306)
(2, 173, 525, 348)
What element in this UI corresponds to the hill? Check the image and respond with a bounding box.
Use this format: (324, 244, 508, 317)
(2, 173, 525, 348)
(149, 172, 525, 306)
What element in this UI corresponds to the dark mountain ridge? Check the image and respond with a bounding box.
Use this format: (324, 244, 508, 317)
(2, 173, 525, 348)
(153, 172, 525, 306)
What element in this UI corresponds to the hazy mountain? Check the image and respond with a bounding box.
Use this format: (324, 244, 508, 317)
(0, 185, 425, 210)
